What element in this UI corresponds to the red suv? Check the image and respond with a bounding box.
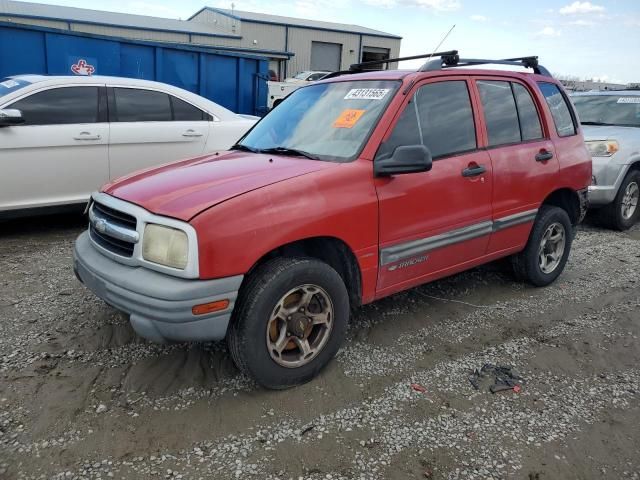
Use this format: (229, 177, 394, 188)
(74, 52, 591, 389)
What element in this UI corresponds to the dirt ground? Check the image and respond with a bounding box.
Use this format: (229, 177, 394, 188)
(0, 213, 639, 480)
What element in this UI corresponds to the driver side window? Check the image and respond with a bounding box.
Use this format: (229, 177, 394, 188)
(376, 80, 477, 161)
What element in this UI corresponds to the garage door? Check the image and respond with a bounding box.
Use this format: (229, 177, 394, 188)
(310, 41, 342, 71)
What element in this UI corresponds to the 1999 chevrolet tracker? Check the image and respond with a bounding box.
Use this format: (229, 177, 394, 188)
(74, 52, 591, 389)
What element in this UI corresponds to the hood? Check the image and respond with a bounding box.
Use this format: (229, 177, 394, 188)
(102, 151, 338, 221)
(581, 124, 640, 142)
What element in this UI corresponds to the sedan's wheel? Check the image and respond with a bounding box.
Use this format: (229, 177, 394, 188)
(599, 170, 640, 231)
(227, 257, 349, 389)
(538, 222, 566, 274)
(267, 284, 334, 368)
(511, 205, 573, 287)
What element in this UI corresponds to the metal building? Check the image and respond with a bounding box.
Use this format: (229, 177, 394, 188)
(187, 8, 402, 79)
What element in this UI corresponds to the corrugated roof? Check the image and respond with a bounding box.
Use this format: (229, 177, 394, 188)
(0, 0, 239, 38)
(203, 7, 402, 39)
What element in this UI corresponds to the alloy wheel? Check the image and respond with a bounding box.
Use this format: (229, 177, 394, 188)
(538, 222, 566, 274)
(266, 284, 334, 368)
(621, 181, 639, 220)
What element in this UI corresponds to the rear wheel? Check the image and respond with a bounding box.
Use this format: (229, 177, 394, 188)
(227, 257, 349, 389)
(599, 170, 640, 231)
(511, 205, 573, 286)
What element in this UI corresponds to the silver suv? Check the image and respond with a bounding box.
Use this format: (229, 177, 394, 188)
(572, 90, 640, 230)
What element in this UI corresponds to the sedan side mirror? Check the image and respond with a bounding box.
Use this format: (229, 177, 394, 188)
(374, 145, 433, 177)
(0, 109, 25, 127)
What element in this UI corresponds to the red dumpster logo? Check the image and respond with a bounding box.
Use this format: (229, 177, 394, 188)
(71, 59, 95, 76)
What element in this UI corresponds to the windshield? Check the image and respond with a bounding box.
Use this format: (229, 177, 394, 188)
(238, 80, 400, 162)
(572, 94, 640, 128)
(293, 72, 310, 80)
(0, 78, 31, 101)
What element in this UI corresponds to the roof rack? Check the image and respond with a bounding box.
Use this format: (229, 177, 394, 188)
(419, 53, 552, 76)
(322, 50, 552, 80)
(321, 50, 459, 79)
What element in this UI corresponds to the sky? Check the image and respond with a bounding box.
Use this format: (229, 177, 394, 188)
(15, 0, 640, 83)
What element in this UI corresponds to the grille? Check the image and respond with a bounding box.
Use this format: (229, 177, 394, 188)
(89, 201, 138, 258)
(92, 201, 136, 228)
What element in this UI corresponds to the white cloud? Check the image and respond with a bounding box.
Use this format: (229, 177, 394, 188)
(361, 0, 460, 10)
(125, 2, 186, 18)
(537, 26, 561, 37)
(470, 14, 488, 22)
(559, 1, 605, 15)
(569, 19, 595, 26)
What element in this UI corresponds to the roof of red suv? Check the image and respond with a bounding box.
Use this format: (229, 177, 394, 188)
(317, 68, 557, 84)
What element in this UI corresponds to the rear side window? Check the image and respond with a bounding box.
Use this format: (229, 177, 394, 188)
(9, 87, 99, 125)
(538, 82, 576, 137)
(170, 96, 207, 121)
(114, 88, 171, 122)
(477, 80, 521, 146)
(512, 83, 543, 141)
(376, 80, 477, 160)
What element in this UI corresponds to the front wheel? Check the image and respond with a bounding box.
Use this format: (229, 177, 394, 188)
(600, 170, 640, 231)
(227, 257, 349, 389)
(511, 205, 573, 287)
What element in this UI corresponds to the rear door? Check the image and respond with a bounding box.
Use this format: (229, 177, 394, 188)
(472, 77, 558, 253)
(0, 85, 109, 211)
(375, 77, 493, 296)
(107, 87, 210, 179)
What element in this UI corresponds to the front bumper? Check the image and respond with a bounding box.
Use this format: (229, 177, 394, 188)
(73, 231, 243, 343)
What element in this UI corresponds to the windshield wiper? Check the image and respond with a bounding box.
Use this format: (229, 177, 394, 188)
(230, 143, 259, 153)
(259, 147, 319, 160)
(581, 121, 613, 126)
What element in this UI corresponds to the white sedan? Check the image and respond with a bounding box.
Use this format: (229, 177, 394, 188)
(0, 75, 258, 217)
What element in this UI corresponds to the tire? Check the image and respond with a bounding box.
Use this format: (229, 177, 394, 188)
(511, 205, 573, 287)
(599, 170, 640, 231)
(227, 257, 349, 389)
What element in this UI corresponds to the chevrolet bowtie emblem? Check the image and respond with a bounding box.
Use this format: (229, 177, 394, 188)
(95, 218, 107, 234)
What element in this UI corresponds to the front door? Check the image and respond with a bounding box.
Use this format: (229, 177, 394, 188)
(375, 78, 493, 296)
(0, 85, 109, 211)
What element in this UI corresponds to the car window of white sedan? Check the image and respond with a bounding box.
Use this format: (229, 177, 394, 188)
(113, 88, 172, 122)
(8, 87, 99, 125)
(112, 88, 210, 122)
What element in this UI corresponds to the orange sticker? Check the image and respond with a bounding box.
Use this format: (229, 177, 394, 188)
(333, 109, 365, 129)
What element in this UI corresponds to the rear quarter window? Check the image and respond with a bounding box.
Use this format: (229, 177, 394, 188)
(538, 82, 576, 137)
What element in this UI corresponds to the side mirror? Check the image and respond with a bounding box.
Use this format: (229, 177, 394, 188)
(374, 145, 433, 177)
(0, 109, 24, 127)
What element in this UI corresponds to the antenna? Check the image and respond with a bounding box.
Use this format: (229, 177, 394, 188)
(424, 24, 455, 66)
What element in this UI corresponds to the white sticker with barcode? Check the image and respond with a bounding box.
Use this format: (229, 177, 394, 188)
(0, 80, 19, 88)
(617, 97, 640, 104)
(344, 88, 390, 100)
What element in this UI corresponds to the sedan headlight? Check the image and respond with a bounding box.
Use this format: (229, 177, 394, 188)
(142, 224, 189, 269)
(585, 140, 619, 157)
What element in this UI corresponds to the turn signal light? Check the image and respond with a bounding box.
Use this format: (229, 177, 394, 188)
(192, 299, 230, 315)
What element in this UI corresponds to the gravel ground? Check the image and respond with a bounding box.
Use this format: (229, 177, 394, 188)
(0, 213, 639, 480)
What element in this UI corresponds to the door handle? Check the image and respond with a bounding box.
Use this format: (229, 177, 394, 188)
(462, 164, 486, 177)
(74, 132, 101, 140)
(182, 129, 203, 138)
(535, 150, 554, 162)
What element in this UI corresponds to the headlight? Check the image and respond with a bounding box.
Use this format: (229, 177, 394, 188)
(142, 224, 189, 269)
(585, 140, 619, 157)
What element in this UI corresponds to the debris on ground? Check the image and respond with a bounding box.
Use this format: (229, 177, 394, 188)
(468, 363, 524, 393)
(411, 383, 428, 393)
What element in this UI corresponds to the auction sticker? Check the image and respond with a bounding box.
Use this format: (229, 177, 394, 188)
(617, 97, 640, 104)
(344, 88, 390, 100)
(333, 109, 365, 128)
